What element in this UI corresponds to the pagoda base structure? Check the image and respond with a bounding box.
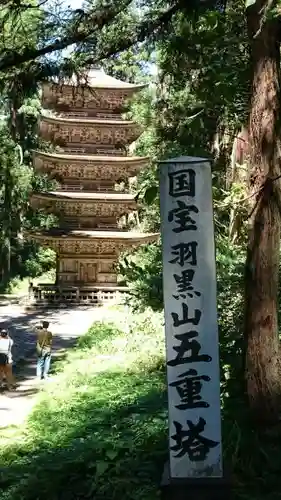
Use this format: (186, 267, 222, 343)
(28, 229, 158, 307)
(31, 284, 128, 307)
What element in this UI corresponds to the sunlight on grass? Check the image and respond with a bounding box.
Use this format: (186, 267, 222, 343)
(0, 308, 167, 500)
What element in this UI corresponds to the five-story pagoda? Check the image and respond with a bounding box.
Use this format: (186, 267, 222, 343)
(27, 69, 158, 304)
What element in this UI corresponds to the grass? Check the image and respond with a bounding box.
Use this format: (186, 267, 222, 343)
(0, 308, 167, 500)
(1, 305, 281, 500)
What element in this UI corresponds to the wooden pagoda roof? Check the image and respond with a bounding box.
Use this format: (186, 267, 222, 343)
(47, 69, 147, 91)
(26, 228, 159, 255)
(33, 150, 150, 165)
(31, 191, 136, 202)
(40, 115, 135, 127)
(27, 228, 158, 240)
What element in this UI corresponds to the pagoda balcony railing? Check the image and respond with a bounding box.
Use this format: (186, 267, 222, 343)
(62, 111, 88, 118)
(64, 147, 127, 156)
(32, 284, 128, 306)
(58, 184, 116, 192)
(63, 111, 123, 120)
(59, 220, 118, 230)
(58, 184, 83, 191)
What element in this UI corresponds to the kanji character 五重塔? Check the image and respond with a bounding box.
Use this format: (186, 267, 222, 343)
(169, 368, 210, 409)
(170, 417, 219, 461)
(167, 330, 212, 366)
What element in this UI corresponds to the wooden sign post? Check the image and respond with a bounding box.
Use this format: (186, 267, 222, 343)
(159, 157, 224, 498)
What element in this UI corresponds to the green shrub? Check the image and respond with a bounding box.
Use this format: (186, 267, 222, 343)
(77, 322, 122, 349)
(0, 310, 166, 500)
(24, 247, 55, 278)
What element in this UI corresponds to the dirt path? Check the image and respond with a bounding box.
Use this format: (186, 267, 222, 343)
(0, 304, 112, 429)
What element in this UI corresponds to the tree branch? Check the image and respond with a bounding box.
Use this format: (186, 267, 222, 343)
(0, 0, 221, 73)
(78, 2, 183, 67)
(0, 0, 133, 71)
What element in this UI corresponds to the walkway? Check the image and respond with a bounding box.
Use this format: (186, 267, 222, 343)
(0, 304, 107, 429)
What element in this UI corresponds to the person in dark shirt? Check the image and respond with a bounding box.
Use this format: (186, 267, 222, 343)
(35, 321, 53, 380)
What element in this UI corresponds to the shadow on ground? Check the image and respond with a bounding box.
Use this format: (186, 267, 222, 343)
(0, 304, 97, 367)
(0, 335, 78, 398)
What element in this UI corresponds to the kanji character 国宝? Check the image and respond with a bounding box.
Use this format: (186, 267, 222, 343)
(168, 169, 196, 198)
(168, 201, 199, 233)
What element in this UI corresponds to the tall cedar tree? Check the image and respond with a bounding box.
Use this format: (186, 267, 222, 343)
(244, 0, 281, 424)
(0, 1, 40, 281)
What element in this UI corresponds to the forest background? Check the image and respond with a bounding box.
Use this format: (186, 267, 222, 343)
(1, 0, 281, 490)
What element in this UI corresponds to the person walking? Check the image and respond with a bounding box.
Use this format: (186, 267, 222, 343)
(0, 329, 16, 390)
(6, 330, 15, 387)
(28, 281, 34, 300)
(35, 320, 53, 381)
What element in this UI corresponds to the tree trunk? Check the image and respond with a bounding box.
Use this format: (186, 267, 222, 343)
(3, 155, 13, 281)
(244, 1, 281, 424)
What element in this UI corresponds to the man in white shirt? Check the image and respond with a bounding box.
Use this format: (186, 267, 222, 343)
(0, 329, 15, 390)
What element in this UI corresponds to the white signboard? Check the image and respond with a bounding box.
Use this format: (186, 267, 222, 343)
(159, 156, 222, 480)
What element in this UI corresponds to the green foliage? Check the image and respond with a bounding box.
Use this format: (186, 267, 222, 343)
(102, 46, 153, 84)
(0, 303, 280, 500)
(0, 129, 31, 283)
(0, 0, 58, 289)
(216, 237, 245, 384)
(5, 269, 55, 295)
(118, 243, 163, 311)
(114, 0, 249, 316)
(119, 235, 245, 348)
(0, 309, 166, 500)
(0, 0, 277, 497)
(77, 322, 122, 349)
(155, 0, 248, 156)
(23, 248, 56, 278)
(143, 185, 158, 205)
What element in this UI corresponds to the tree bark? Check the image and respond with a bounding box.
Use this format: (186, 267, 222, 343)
(244, 1, 281, 424)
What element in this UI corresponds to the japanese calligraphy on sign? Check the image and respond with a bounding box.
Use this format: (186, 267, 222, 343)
(159, 156, 222, 480)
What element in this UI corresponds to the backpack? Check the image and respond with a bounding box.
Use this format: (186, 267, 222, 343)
(0, 353, 8, 365)
(36, 331, 49, 357)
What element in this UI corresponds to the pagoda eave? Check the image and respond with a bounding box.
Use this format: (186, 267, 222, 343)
(32, 151, 150, 181)
(44, 78, 147, 90)
(31, 191, 136, 202)
(40, 115, 136, 126)
(41, 74, 146, 113)
(30, 191, 138, 218)
(26, 230, 159, 255)
(39, 115, 142, 148)
(32, 150, 150, 164)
